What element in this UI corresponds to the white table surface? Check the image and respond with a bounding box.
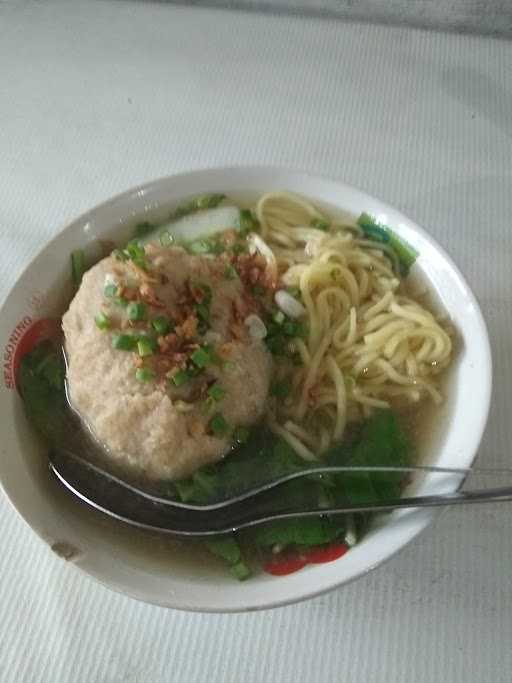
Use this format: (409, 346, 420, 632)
(1, 2, 511, 681)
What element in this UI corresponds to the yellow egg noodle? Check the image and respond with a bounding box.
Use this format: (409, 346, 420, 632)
(256, 192, 452, 461)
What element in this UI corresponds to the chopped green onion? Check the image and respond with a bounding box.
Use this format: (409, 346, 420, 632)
(239, 209, 258, 235)
(171, 370, 190, 387)
(286, 286, 301, 299)
(273, 310, 285, 325)
(159, 230, 173, 247)
(207, 383, 226, 402)
(135, 367, 155, 382)
(357, 212, 418, 276)
(104, 283, 118, 298)
(137, 338, 154, 357)
(233, 426, 250, 444)
(311, 218, 330, 231)
(196, 193, 226, 210)
(271, 380, 291, 399)
(194, 282, 212, 302)
(191, 346, 212, 368)
(252, 285, 266, 297)
(71, 250, 86, 288)
(187, 238, 224, 255)
(283, 320, 305, 337)
(94, 312, 111, 330)
(112, 334, 137, 351)
(151, 316, 172, 335)
(114, 296, 128, 308)
(112, 248, 128, 262)
(125, 240, 145, 259)
(209, 412, 230, 437)
(173, 193, 227, 216)
(195, 302, 210, 323)
(189, 240, 211, 255)
(124, 240, 148, 269)
(126, 302, 147, 321)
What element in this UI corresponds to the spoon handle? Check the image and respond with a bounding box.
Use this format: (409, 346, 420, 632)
(231, 485, 512, 533)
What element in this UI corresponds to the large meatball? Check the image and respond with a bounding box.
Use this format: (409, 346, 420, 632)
(62, 244, 272, 481)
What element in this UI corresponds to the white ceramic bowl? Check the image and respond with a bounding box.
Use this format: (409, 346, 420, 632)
(0, 167, 492, 612)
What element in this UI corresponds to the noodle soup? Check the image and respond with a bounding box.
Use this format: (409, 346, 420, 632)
(18, 191, 455, 580)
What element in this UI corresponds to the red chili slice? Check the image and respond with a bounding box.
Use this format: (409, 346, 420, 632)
(263, 543, 350, 576)
(263, 556, 308, 576)
(303, 543, 349, 564)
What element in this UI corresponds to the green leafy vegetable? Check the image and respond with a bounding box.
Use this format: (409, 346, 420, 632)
(253, 517, 341, 547)
(18, 340, 69, 443)
(171, 413, 411, 560)
(357, 213, 418, 277)
(327, 410, 411, 504)
(172, 429, 303, 505)
(233, 426, 250, 444)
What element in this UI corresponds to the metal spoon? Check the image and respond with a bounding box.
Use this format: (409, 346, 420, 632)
(48, 447, 512, 537)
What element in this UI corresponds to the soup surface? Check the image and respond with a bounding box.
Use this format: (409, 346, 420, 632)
(18, 191, 454, 579)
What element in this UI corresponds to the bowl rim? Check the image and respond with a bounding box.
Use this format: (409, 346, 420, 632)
(0, 164, 493, 612)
